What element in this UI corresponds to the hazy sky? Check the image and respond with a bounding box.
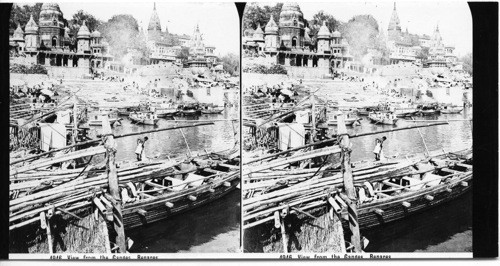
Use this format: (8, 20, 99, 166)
(14, 1, 240, 56)
(255, 1, 472, 57)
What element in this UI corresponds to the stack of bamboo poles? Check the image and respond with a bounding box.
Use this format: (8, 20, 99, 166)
(9, 146, 232, 231)
(242, 144, 454, 230)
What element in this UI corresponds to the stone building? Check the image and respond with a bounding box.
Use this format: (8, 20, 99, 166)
(9, 3, 112, 77)
(386, 2, 457, 67)
(243, 3, 352, 77)
(144, 3, 217, 67)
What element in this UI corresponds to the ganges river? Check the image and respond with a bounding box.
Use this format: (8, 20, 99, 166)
(109, 107, 240, 253)
(315, 82, 473, 252)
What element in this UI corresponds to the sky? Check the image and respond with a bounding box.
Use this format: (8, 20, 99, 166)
(254, 1, 472, 57)
(13, 1, 240, 56)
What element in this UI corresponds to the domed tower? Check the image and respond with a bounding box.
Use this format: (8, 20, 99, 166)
(278, 2, 305, 48)
(316, 21, 331, 53)
(331, 29, 341, 45)
(77, 20, 90, 53)
(253, 23, 264, 45)
(387, 2, 401, 41)
(24, 14, 39, 51)
(12, 23, 25, 51)
(38, 3, 65, 49)
(264, 14, 279, 51)
(147, 2, 162, 41)
(90, 30, 103, 54)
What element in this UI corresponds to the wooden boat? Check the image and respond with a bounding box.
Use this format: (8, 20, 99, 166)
(122, 156, 240, 230)
(357, 106, 380, 116)
(242, 148, 472, 232)
(201, 106, 224, 114)
(129, 111, 159, 125)
(155, 108, 178, 118)
(176, 104, 201, 116)
(343, 149, 472, 229)
(418, 104, 441, 116)
(441, 106, 463, 114)
(9, 147, 240, 232)
(368, 112, 398, 125)
(327, 112, 361, 126)
(393, 108, 419, 118)
(88, 112, 121, 126)
(117, 107, 140, 116)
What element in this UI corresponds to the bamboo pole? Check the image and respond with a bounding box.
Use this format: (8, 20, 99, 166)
(337, 113, 362, 253)
(411, 117, 430, 157)
(173, 117, 192, 157)
(10, 122, 214, 165)
(102, 116, 127, 253)
(46, 216, 53, 254)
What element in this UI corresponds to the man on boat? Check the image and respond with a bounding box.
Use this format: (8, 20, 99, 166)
(373, 136, 387, 161)
(135, 139, 143, 161)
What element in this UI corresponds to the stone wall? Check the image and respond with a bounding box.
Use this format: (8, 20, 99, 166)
(285, 66, 330, 79)
(46, 66, 90, 79)
(10, 73, 48, 84)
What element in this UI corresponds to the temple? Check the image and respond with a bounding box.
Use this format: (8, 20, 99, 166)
(386, 3, 457, 67)
(144, 3, 217, 67)
(9, 3, 113, 77)
(243, 3, 353, 77)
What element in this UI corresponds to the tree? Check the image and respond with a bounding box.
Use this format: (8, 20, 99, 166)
(243, 3, 282, 32)
(69, 10, 102, 37)
(99, 14, 143, 60)
(9, 3, 44, 34)
(460, 53, 472, 75)
(308, 11, 342, 35)
(341, 15, 380, 60)
(220, 53, 239, 76)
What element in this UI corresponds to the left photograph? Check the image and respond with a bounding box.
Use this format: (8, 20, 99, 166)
(8, 2, 240, 254)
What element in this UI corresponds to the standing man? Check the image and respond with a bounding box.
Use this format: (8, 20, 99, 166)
(373, 136, 387, 161)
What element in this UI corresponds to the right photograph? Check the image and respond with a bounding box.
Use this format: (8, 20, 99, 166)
(241, 2, 473, 254)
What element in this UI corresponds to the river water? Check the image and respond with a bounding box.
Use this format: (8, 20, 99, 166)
(347, 110, 473, 252)
(109, 107, 241, 253)
(317, 82, 472, 252)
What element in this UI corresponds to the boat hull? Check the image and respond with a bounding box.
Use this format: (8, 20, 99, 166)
(88, 118, 121, 126)
(201, 109, 224, 114)
(346, 173, 472, 230)
(122, 177, 239, 230)
(441, 109, 463, 114)
(368, 116, 398, 125)
(130, 117, 159, 125)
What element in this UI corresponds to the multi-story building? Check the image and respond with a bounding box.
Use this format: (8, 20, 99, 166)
(9, 3, 112, 76)
(145, 3, 216, 67)
(243, 2, 352, 75)
(386, 2, 457, 68)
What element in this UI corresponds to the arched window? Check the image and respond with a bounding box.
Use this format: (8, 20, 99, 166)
(292, 37, 297, 47)
(52, 36, 57, 47)
(293, 19, 298, 27)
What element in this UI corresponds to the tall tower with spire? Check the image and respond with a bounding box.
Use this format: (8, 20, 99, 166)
(387, 2, 401, 41)
(264, 14, 279, 51)
(148, 2, 163, 41)
(24, 14, 40, 52)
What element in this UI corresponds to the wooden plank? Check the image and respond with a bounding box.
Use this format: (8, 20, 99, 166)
(10, 146, 106, 175)
(219, 163, 239, 170)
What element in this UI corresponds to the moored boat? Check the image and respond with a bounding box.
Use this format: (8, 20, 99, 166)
(88, 112, 122, 126)
(201, 105, 224, 114)
(441, 106, 464, 114)
(368, 112, 398, 125)
(129, 111, 159, 125)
